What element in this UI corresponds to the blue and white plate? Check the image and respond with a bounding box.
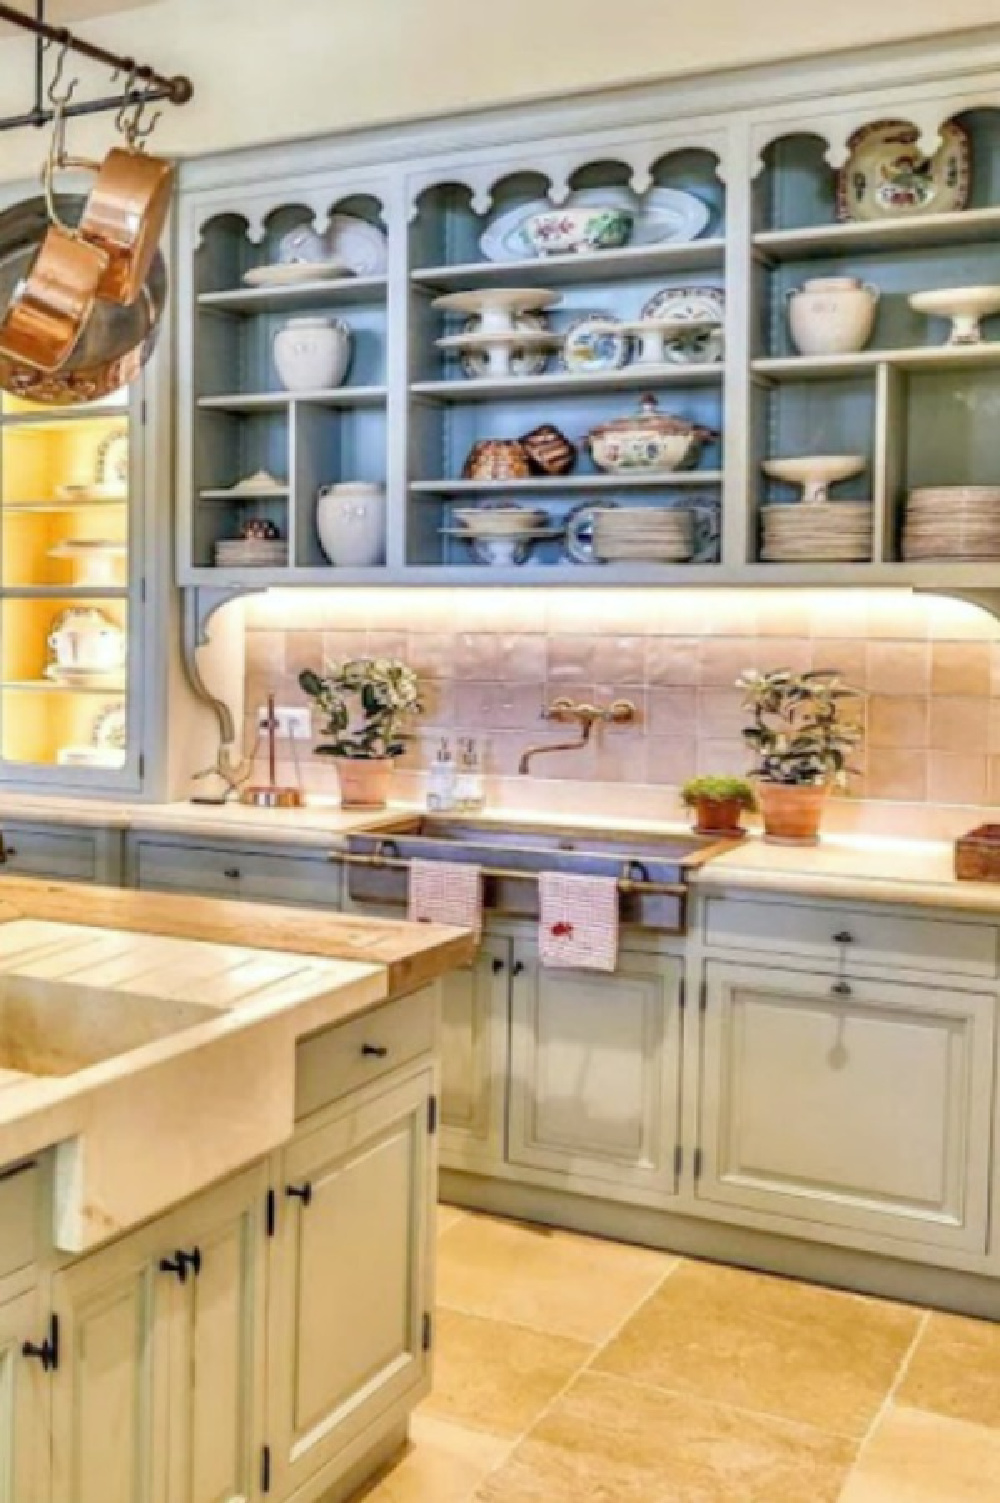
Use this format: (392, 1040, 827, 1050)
(561, 314, 630, 374)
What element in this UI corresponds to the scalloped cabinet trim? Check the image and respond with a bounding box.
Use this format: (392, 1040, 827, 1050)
(191, 173, 393, 248)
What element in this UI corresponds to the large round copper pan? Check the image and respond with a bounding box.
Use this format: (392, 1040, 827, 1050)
(0, 195, 166, 405)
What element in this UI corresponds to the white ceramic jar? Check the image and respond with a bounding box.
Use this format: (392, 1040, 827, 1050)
(316, 482, 386, 567)
(786, 277, 879, 356)
(273, 317, 352, 392)
(48, 607, 126, 671)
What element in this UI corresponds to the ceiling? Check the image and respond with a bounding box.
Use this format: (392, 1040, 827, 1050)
(0, 0, 159, 35)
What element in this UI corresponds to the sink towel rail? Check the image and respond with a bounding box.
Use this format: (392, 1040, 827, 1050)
(327, 846, 687, 899)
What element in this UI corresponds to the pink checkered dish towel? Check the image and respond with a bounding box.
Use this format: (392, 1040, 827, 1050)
(538, 870, 619, 972)
(407, 858, 484, 941)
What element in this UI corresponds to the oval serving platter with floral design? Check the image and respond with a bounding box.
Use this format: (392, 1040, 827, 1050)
(836, 119, 971, 223)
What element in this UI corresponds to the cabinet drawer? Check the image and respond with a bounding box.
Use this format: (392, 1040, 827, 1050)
(0, 1162, 39, 1278)
(133, 838, 342, 908)
(295, 986, 438, 1120)
(0, 824, 97, 883)
(704, 896, 998, 978)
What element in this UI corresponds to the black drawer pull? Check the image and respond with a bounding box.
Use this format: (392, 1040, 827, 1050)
(286, 1182, 313, 1207)
(832, 931, 854, 946)
(0, 844, 16, 862)
(159, 1247, 202, 1283)
(831, 980, 852, 997)
(223, 867, 241, 880)
(491, 957, 506, 975)
(361, 1043, 389, 1058)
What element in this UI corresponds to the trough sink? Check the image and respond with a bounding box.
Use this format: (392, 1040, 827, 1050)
(343, 816, 734, 933)
(0, 974, 219, 1080)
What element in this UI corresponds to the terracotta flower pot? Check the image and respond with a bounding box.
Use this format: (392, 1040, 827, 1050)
(692, 797, 747, 838)
(756, 782, 829, 845)
(334, 755, 395, 809)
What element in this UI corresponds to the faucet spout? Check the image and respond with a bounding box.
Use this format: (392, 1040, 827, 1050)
(517, 697, 636, 776)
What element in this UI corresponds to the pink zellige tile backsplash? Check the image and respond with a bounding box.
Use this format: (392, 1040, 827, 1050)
(241, 587, 1000, 813)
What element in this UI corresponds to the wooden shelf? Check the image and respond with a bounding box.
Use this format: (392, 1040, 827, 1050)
(197, 388, 387, 412)
(413, 365, 725, 402)
(0, 404, 129, 433)
(0, 587, 129, 599)
(754, 206, 1000, 262)
(1, 496, 129, 513)
(198, 276, 388, 314)
(753, 344, 1000, 381)
(411, 238, 727, 291)
(198, 487, 289, 502)
(410, 472, 723, 495)
(3, 679, 127, 696)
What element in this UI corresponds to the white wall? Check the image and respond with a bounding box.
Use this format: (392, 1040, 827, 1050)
(0, 0, 996, 177)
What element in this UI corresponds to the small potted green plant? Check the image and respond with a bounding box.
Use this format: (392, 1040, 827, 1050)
(299, 657, 422, 808)
(680, 775, 756, 838)
(737, 668, 863, 845)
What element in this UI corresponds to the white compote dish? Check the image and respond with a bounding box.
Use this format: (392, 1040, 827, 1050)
(762, 454, 866, 502)
(909, 285, 1000, 345)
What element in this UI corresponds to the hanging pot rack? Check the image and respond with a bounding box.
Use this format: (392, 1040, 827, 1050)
(0, 0, 192, 133)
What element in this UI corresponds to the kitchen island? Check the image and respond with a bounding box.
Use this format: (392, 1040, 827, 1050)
(0, 876, 474, 1503)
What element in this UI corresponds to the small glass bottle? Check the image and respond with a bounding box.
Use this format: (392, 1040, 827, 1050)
(426, 737, 456, 812)
(455, 737, 485, 813)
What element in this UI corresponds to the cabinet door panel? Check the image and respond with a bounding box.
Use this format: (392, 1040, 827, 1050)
(508, 946, 682, 1202)
(269, 1071, 433, 1499)
(164, 1166, 265, 1503)
(440, 935, 509, 1172)
(699, 962, 994, 1253)
(0, 1292, 45, 1503)
(51, 1238, 168, 1503)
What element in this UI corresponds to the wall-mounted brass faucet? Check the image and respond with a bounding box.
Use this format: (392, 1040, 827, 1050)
(518, 697, 637, 776)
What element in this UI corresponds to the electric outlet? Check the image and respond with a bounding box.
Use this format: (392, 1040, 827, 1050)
(257, 705, 312, 740)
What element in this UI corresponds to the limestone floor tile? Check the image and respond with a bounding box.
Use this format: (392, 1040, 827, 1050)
(356, 1415, 509, 1503)
(422, 1309, 592, 1439)
(436, 1213, 676, 1343)
(838, 1407, 1000, 1502)
(437, 1203, 466, 1238)
(472, 1372, 855, 1503)
(895, 1312, 1000, 1430)
(593, 1260, 920, 1438)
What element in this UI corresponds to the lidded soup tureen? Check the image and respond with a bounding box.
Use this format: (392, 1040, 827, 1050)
(48, 606, 126, 673)
(586, 394, 716, 473)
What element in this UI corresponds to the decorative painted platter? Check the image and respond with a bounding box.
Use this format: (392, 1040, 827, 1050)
(561, 314, 630, 373)
(836, 119, 971, 223)
(639, 286, 725, 364)
(327, 214, 388, 276)
(480, 187, 711, 262)
(563, 500, 618, 564)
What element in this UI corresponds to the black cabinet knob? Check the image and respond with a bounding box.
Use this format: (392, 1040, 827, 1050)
(512, 960, 526, 977)
(159, 1247, 202, 1282)
(831, 980, 853, 997)
(832, 931, 854, 946)
(491, 957, 506, 975)
(361, 1043, 388, 1059)
(224, 867, 241, 880)
(22, 1316, 58, 1372)
(286, 1182, 313, 1207)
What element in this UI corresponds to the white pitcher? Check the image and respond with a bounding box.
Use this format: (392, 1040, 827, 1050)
(787, 277, 879, 356)
(316, 483, 386, 568)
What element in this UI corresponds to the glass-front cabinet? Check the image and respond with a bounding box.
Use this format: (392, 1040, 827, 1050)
(0, 385, 142, 790)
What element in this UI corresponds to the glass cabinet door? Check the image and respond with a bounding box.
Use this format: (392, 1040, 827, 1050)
(0, 386, 140, 787)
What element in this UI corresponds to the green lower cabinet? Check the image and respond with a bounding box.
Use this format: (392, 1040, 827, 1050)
(0, 821, 123, 885)
(265, 1069, 435, 1500)
(49, 1163, 266, 1503)
(0, 1289, 46, 1503)
(127, 835, 344, 909)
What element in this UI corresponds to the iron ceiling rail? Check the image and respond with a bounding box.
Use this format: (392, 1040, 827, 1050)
(0, 0, 192, 133)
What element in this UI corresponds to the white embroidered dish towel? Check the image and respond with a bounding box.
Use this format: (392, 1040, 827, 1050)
(538, 871, 619, 972)
(407, 858, 483, 940)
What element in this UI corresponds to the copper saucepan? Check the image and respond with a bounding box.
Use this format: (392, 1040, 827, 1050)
(0, 195, 166, 405)
(0, 221, 108, 371)
(78, 147, 174, 306)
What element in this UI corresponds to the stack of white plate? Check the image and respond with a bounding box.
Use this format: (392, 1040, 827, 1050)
(903, 486, 1000, 561)
(214, 538, 288, 568)
(760, 502, 873, 562)
(593, 507, 695, 562)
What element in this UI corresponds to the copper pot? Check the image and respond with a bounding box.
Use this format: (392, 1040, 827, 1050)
(0, 195, 166, 405)
(78, 148, 174, 305)
(0, 223, 108, 371)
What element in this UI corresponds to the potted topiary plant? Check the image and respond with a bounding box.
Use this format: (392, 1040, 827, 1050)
(737, 668, 863, 845)
(299, 657, 422, 808)
(680, 775, 755, 838)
